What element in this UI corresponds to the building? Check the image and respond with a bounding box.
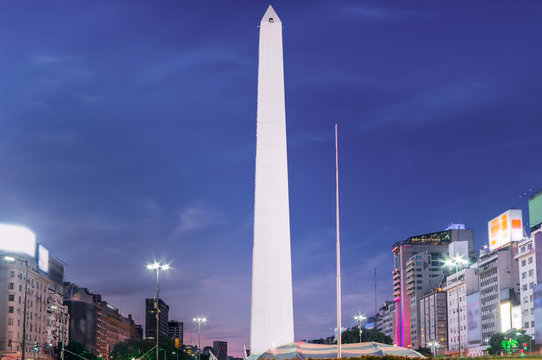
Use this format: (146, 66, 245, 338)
(145, 298, 169, 339)
(391, 227, 474, 348)
(0, 224, 54, 360)
(477, 243, 520, 342)
(168, 320, 183, 348)
(376, 301, 394, 338)
(405, 251, 448, 348)
(250, 5, 294, 356)
(46, 290, 69, 349)
(515, 235, 538, 337)
(213, 341, 227, 360)
(419, 290, 447, 353)
(65, 283, 136, 357)
(443, 268, 479, 354)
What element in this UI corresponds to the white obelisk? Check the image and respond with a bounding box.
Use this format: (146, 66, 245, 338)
(250, 5, 294, 356)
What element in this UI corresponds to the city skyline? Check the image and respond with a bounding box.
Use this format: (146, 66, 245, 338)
(1, 1, 542, 357)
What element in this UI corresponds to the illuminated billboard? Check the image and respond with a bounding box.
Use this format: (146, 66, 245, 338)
(529, 191, 542, 230)
(500, 302, 512, 332)
(512, 305, 522, 330)
(0, 224, 36, 258)
(467, 293, 481, 344)
(38, 244, 49, 273)
(488, 209, 523, 251)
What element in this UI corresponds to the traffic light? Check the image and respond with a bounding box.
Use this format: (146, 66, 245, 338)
(34, 342, 39, 351)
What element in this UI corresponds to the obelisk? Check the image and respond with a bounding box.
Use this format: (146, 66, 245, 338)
(250, 5, 294, 356)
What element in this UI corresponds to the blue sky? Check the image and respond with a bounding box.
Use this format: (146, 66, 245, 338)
(1, 0, 542, 356)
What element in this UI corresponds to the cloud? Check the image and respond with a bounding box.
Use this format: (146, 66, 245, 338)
(32, 54, 78, 65)
(341, 4, 432, 21)
(171, 203, 229, 238)
(363, 81, 491, 130)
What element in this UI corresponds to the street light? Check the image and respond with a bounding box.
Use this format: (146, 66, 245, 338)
(353, 313, 366, 343)
(146, 262, 170, 360)
(192, 317, 207, 360)
(428, 341, 441, 357)
(4, 255, 29, 360)
(444, 255, 469, 358)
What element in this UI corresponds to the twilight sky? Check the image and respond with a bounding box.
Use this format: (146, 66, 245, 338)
(1, 0, 542, 356)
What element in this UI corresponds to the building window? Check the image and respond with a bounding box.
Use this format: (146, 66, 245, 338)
(529, 257, 533, 264)
(8, 306, 14, 313)
(8, 294, 14, 301)
(8, 318, 13, 325)
(530, 282, 535, 289)
(523, 284, 528, 291)
(10, 271, 15, 278)
(9, 283, 14, 290)
(525, 322, 530, 328)
(529, 269, 534, 276)
(522, 259, 526, 266)
(528, 243, 533, 250)
(523, 272, 527, 279)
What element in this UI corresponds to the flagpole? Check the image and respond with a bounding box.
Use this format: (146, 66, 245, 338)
(335, 124, 342, 359)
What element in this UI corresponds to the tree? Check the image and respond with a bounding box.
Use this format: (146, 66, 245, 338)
(111, 336, 192, 360)
(340, 327, 392, 345)
(415, 347, 432, 358)
(58, 342, 97, 360)
(487, 330, 532, 356)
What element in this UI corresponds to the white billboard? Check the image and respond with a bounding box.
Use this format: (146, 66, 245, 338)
(512, 305, 522, 330)
(501, 302, 512, 332)
(488, 209, 523, 251)
(467, 293, 481, 344)
(0, 224, 36, 258)
(38, 244, 49, 273)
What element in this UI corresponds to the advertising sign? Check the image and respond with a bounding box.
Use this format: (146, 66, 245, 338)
(488, 209, 523, 251)
(467, 293, 481, 344)
(529, 191, 542, 230)
(38, 244, 49, 273)
(0, 224, 36, 258)
(500, 302, 512, 332)
(512, 305, 522, 330)
(534, 284, 542, 344)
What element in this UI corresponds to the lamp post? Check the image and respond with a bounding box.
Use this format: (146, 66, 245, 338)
(192, 317, 207, 360)
(146, 262, 170, 360)
(444, 255, 468, 358)
(428, 341, 440, 357)
(353, 314, 366, 343)
(4, 256, 29, 360)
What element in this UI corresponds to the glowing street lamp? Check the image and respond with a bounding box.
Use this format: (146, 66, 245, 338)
(146, 262, 170, 360)
(353, 313, 366, 343)
(428, 341, 441, 357)
(192, 317, 207, 360)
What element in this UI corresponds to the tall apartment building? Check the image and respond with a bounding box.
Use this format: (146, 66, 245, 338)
(1, 255, 50, 360)
(419, 290, 447, 352)
(65, 283, 136, 357)
(46, 291, 69, 349)
(213, 341, 227, 360)
(477, 243, 520, 342)
(0, 225, 63, 360)
(376, 301, 394, 339)
(406, 251, 448, 348)
(515, 234, 539, 337)
(168, 320, 183, 348)
(443, 268, 479, 354)
(392, 227, 474, 348)
(145, 298, 169, 339)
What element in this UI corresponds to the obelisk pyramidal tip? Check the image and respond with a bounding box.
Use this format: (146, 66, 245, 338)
(250, 4, 294, 357)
